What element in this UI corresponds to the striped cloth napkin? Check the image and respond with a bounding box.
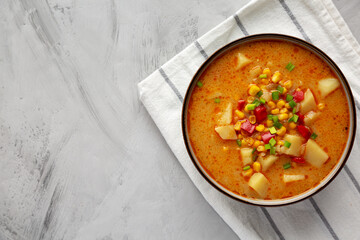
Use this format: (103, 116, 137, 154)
(138, 0, 360, 239)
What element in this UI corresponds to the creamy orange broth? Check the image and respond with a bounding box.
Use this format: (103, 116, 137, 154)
(187, 40, 350, 200)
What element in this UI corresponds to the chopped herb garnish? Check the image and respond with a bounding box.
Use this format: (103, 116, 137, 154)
(265, 144, 271, 150)
(310, 133, 318, 140)
(247, 104, 256, 110)
(196, 81, 203, 87)
(272, 91, 280, 100)
(284, 141, 291, 148)
(252, 154, 258, 161)
(277, 86, 284, 94)
(243, 165, 251, 171)
(214, 98, 221, 103)
(272, 115, 279, 123)
(270, 146, 276, 155)
(273, 121, 283, 129)
(257, 90, 263, 98)
(286, 62, 295, 72)
(269, 138, 276, 146)
(252, 99, 261, 107)
(252, 148, 257, 154)
(260, 98, 266, 104)
(269, 126, 277, 134)
(289, 100, 296, 108)
(267, 114, 273, 120)
(259, 74, 267, 79)
(286, 94, 293, 102)
(283, 162, 292, 169)
(236, 139, 242, 147)
(288, 114, 299, 123)
(292, 108, 296, 113)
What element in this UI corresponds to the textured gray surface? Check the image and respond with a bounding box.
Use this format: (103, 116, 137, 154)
(0, 0, 358, 239)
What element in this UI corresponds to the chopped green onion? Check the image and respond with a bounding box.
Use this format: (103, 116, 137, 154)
(310, 133, 318, 140)
(214, 98, 221, 103)
(284, 141, 291, 148)
(289, 100, 296, 108)
(293, 108, 296, 114)
(272, 91, 280, 100)
(286, 94, 293, 102)
(257, 90, 263, 98)
(267, 114, 273, 120)
(252, 154, 258, 161)
(259, 74, 267, 79)
(265, 144, 271, 150)
(270, 146, 276, 155)
(273, 121, 283, 129)
(286, 62, 295, 72)
(269, 138, 276, 146)
(272, 115, 279, 123)
(252, 148, 257, 154)
(236, 139, 242, 147)
(277, 86, 284, 94)
(288, 114, 299, 123)
(260, 98, 266, 104)
(247, 104, 256, 110)
(196, 81, 203, 87)
(283, 162, 291, 169)
(252, 99, 261, 107)
(269, 126, 277, 134)
(243, 165, 251, 171)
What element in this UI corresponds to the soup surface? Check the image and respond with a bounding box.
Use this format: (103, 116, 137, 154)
(187, 40, 350, 200)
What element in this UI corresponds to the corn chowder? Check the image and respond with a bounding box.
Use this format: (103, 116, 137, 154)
(187, 40, 349, 200)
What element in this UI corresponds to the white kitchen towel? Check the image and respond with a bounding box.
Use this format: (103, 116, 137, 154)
(138, 0, 360, 239)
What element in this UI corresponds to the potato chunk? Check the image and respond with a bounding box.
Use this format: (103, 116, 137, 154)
(217, 102, 232, 125)
(248, 173, 269, 198)
(304, 111, 320, 126)
(304, 139, 329, 168)
(214, 125, 237, 140)
(300, 89, 317, 114)
(283, 174, 305, 183)
(318, 78, 340, 98)
(236, 53, 252, 70)
(283, 134, 304, 156)
(258, 155, 278, 171)
(241, 148, 253, 165)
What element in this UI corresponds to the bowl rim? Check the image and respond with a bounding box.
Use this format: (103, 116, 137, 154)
(181, 33, 357, 207)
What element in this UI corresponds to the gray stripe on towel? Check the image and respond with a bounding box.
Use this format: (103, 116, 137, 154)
(261, 207, 285, 240)
(194, 41, 209, 59)
(233, 14, 249, 36)
(159, 68, 183, 102)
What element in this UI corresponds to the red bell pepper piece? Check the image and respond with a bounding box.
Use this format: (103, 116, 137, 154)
(261, 132, 275, 144)
(297, 112, 305, 125)
(297, 125, 311, 139)
(237, 100, 246, 110)
(292, 90, 304, 102)
(254, 105, 267, 123)
(292, 157, 306, 163)
(241, 119, 256, 134)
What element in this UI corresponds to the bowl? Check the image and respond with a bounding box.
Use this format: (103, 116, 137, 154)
(181, 34, 356, 206)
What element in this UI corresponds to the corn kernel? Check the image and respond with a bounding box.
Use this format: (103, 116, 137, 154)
(277, 140, 284, 146)
(237, 134, 243, 139)
(266, 119, 273, 127)
(242, 168, 254, 177)
(248, 85, 261, 96)
(279, 80, 286, 86)
(241, 139, 246, 145)
(271, 71, 282, 83)
(289, 112, 294, 118)
(271, 108, 280, 115)
(264, 128, 270, 132)
(253, 162, 261, 172)
(223, 146, 229, 151)
(282, 87, 288, 94)
(280, 108, 288, 113)
(284, 80, 293, 89)
(234, 121, 242, 131)
(277, 126, 287, 136)
(289, 122, 297, 129)
(263, 68, 271, 76)
(253, 140, 261, 148)
(247, 138, 254, 146)
(278, 113, 289, 120)
(277, 100, 286, 108)
(261, 79, 270, 85)
(256, 124, 265, 132)
(247, 96, 255, 103)
(257, 135, 262, 140)
(235, 110, 245, 119)
(249, 115, 256, 124)
(285, 103, 291, 109)
(318, 103, 325, 110)
(257, 145, 266, 152)
(268, 101, 276, 109)
(260, 84, 267, 90)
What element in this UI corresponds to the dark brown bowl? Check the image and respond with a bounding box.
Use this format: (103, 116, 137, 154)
(181, 34, 356, 206)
